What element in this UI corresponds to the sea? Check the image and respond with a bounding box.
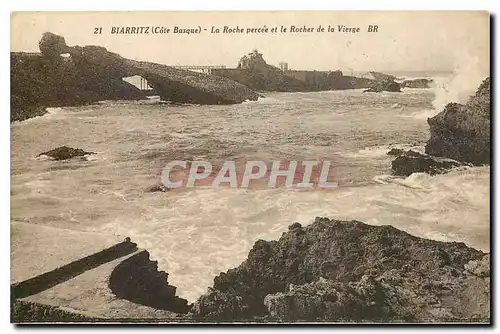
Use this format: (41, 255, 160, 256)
(11, 81, 490, 302)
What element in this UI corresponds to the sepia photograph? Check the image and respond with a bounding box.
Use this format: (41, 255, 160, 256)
(9, 10, 491, 324)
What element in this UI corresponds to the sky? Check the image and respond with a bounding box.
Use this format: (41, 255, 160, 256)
(11, 11, 490, 73)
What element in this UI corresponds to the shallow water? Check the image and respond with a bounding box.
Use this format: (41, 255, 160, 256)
(11, 88, 490, 301)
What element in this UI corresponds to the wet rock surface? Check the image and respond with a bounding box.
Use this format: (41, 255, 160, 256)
(425, 77, 490, 165)
(37, 146, 95, 161)
(391, 150, 466, 176)
(193, 218, 489, 322)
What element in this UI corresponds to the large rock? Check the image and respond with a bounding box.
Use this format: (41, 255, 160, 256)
(425, 77, 490, 165)
(391, 150, 466, 176)
(237, 49, 276, 72)
(11, 32, 259, 121)
(193, 218, 489, 322)
(214, 49, 308, 92)
(38, 32, 70, 57)
(37, 146, 95, 161)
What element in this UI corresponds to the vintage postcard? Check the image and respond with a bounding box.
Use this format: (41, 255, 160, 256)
(10, 11, 490, 323)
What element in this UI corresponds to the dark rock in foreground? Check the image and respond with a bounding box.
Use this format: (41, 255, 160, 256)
(193, 218, 489, 322)
(391, 150, 466, 176)
(425, 77, 490, 165)
(363, 78, 401, 93)
(37, 146, 95, 161)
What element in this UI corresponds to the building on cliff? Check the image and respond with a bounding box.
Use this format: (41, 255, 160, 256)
(279, 62, 289, 72)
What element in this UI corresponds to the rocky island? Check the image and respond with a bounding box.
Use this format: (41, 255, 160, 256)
(212, 50, 404, 92)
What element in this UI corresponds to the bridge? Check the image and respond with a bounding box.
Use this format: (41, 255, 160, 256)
(124, 65, 228, 92)
(170, 65, 227, 75)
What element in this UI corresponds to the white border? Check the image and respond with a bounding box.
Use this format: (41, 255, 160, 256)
(3, 1, 498, 333)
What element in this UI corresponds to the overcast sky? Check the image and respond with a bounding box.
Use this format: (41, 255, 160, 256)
(11, 11, 490, 72)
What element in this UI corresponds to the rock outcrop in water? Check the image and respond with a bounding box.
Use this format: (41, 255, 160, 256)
(145, 183, 170, 193)
(368, 71, 398, 81)
(213, 49, 308, 92)
(363, 78, 401, 93)
(37, 146, 95, 160)
(193, 218, 489, 322)
(425, 77, 490, 165)
(400, 78, 433, 89)
(11, 32, 259, 121)
(387, 148, 405, 156)
(213, 50, 373, 92)
(390, 77, 490, 176)
(391, 150, 467, 176)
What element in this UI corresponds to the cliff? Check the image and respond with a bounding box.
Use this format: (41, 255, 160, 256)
(11, 32, 259, 122)
(193, 218, 489, 322)
(425, 77, 490, 165)
(11, 51, 145, 122)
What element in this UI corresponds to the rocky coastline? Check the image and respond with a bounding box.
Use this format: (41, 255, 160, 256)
(11, 33, 260, 122)
(391, 77, 490, 176)
(186, 77, 491, 322)
(11, 34, 434, 122)
(425, 77, 490, 165)
(11, 33, 489, 324)
(191, 218, 489, 322)
(13, 220, 489, 323)
(212, 50, 405, 93)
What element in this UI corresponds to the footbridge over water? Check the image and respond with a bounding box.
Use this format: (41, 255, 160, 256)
(124, 65, 228, 92)
(170, 65, 227, 75)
